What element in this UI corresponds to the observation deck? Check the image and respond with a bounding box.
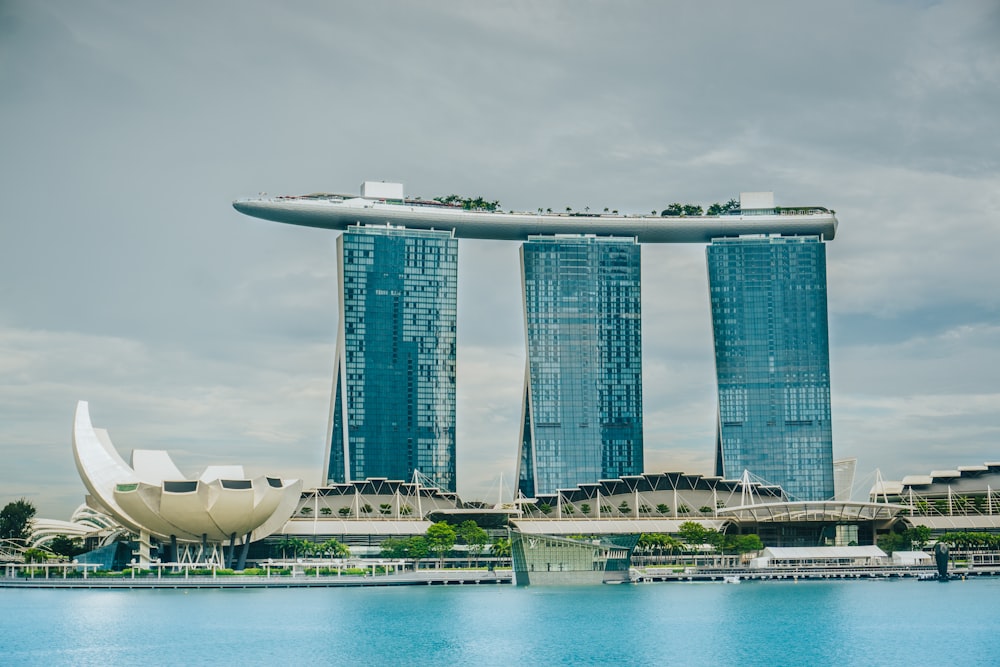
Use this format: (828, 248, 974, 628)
(232, 192, 838, 243)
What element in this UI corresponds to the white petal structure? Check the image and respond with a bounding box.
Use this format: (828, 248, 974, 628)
(72, 401, 302, 544)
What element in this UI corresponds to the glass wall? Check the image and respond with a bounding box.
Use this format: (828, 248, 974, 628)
(327, 226, 458, 491)
(517, 236, 643, 497)
(707, 236, 834, 501)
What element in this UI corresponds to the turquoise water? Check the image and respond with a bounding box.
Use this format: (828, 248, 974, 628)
(1, 579, 996, 666)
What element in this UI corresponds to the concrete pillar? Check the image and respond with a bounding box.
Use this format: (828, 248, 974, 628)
(236, 532, 252, 571)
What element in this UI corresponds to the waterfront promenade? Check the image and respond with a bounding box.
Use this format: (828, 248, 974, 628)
(632, 564, 1000, 583)
(0, 568, 512, 589)
(9, 564, 1000, 588)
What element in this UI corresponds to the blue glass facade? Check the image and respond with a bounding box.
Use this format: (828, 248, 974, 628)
(326, 226, 458, 491)
(517, 236, 643, 497)
(707, 235, 834, 501)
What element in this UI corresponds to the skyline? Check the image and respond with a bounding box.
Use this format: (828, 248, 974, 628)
(2, 1, 999, 519)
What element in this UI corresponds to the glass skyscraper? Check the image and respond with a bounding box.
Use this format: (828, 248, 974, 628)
(517, 236, 643, 497)
(325, 226, 458, 492)
(707, 235, 834, 501)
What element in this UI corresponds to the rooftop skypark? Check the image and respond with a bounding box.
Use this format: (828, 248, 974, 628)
(233, 183, 838, 243)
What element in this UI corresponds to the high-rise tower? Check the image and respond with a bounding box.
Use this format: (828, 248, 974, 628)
(707, 234, 834, 501)
(516, 236, 643, 497)
(326, 225, 458, 491)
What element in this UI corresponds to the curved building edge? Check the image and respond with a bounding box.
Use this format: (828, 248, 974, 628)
(71, 400, 302, 545)
(232, 197, 838, 242)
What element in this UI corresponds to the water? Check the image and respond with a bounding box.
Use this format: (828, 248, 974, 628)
(1, 579, 996, 666)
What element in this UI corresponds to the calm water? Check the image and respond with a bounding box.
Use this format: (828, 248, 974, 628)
(1, 579, 996, 666)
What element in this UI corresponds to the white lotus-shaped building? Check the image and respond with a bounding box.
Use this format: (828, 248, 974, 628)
(72, 401, 302, 547)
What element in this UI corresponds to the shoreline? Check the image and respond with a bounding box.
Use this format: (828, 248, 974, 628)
(4, 565, 1000, 589)
(0, 569, 512, 589)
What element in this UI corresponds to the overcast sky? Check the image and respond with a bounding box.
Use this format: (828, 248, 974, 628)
(2, 1, 999, 519)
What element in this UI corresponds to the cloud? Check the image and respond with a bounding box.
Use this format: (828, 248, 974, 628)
(1, 0, 998, 518)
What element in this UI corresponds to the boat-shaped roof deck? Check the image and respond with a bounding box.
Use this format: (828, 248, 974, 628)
(232, 194, 838, 243)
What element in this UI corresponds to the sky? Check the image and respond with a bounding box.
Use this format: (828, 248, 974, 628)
(2, 1, 999, 519)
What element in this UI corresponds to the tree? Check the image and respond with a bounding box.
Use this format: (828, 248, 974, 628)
(320, 507, 332, 516)
(0, 498, 36, 543)
(491, 537, 511, 562)
(275, 536, 311, 559)
(426, 522, 457, 566)
(315, 538, 349, 559)
(338, 507, 352, 517)
(656, 503, 670, 515)
(682, 204, 704, 216)
(877, 532, 905, 555)
(380, 538, 403, 558)
(23, 547, 49, 564)
(678, 521, 709, 548)
(48, 535, 86, 559)
(580, 503, 591, 515)
(618, 501, 631, 515)
(406, 536, 430, 565)
(725, 534, 763, 554)
(382, 536, 429, 564)
(637, 533, 683, 558)
(276, 536, 295, 559)
(458, 520, 489, 565)
(661, 203, 684, 217)
(300, 506, 313, 515)
(360, 504, 373, 515)
(433, 194, 501, 212)
(909, 525, 931, 549)
(379, 503, 393, 515)
(538, 503, 552, 515)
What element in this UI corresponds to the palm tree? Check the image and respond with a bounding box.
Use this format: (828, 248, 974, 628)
(491, 537, 512, 563)
(276, 536, 296, 559)
(318, 538, 350, 560)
